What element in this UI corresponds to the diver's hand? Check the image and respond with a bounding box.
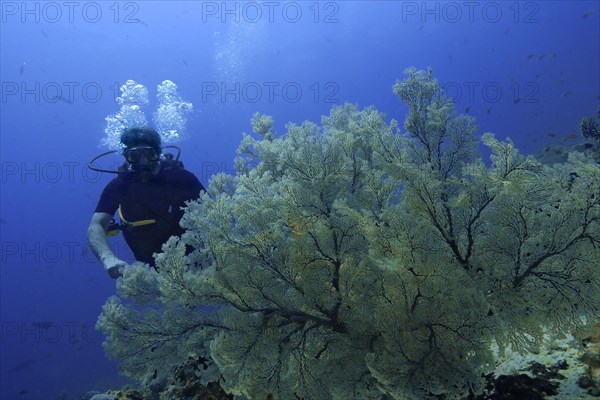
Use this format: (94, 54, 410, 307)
(102, 256, 128, 279)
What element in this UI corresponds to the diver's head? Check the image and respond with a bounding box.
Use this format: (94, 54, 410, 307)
(120, 127, 162, 175)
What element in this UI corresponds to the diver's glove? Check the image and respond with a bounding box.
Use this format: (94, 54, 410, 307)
(102, 255, 128, 279)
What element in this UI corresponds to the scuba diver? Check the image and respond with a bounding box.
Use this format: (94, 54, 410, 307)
(87, 127, 205, 279)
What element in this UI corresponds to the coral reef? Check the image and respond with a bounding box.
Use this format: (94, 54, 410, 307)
(88, 387, 150, 400)
(575, 321, 600, 395)
(159, 355, 233, 400)
(580, 106, 600, 143)
(97, 68, 600, 399)
(537, 105, 600, 165)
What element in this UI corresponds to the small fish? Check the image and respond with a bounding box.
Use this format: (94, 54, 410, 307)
(464, 106, 471, 113)
(7, 360, 35, 374)
(486, 106, 492, 114)
(563, 134, 577, 140)
(546, 132, 557, 138)
(537, 54, 546, 60)
(526, 53, 534, 61)
(563, 91, 572, 97)
(19, 62, 25, 75)
(504, 27, 510, 35)
(550, 53, 558, 58)
(581, 11, 593, 18)
(514, 97, 522, 104)
(41, 29, 48, 38)
(18, 389, 29, 396)
(182, 59, 188, 66)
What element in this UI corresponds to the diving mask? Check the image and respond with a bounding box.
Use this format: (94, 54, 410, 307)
(124, 146, 160, 164)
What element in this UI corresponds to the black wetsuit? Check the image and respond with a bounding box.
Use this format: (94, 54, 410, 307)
(94, 160, 205, 265)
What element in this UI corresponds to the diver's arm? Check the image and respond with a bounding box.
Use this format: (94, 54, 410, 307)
(87, 212, 128, 278)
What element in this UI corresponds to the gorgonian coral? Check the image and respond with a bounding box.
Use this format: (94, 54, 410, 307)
(97, 68, 600, 399)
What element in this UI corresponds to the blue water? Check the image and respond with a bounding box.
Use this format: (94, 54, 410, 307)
(1, 1, 598, 399)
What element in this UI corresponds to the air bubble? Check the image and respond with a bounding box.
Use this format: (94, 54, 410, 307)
(102, 80, 193, 150)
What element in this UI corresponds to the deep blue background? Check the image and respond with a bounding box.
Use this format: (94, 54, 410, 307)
(1, 1, 599, 399)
